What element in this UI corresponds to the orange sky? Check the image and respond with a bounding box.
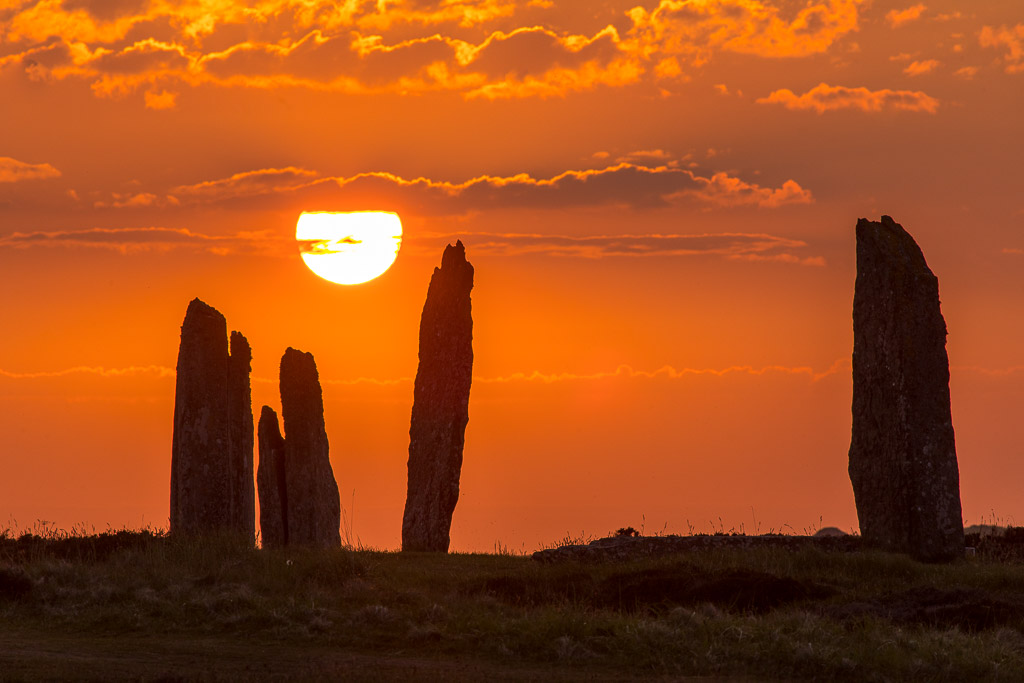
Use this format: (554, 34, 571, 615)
(1, 0, 1022, 551)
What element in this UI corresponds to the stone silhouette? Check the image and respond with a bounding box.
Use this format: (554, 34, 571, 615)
(256, 406, 287, 548)
(170, 298, 255, 540)
(402, 241, 474, 552)
(257, 348, 341, 548)
(849, 216, 964, 562)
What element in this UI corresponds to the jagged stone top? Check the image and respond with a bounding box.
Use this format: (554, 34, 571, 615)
(435, 240, 474, 284)
(182, 297, 226, 332)
(281, 347, 318, 382)
(229, 330, 252, 365)
(279, 347, 325, 436)
(855, 215, 933, 277)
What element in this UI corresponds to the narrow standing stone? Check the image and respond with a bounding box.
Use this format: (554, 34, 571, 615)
(170, 298, 255, 540)
(402, 241, 474, 552)
(257, 349, 341, 548)
(849, 216, 964, 561)
(256, 406, 287, 548)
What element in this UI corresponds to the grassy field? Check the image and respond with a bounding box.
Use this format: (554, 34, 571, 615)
(2, 529, 1024, 681)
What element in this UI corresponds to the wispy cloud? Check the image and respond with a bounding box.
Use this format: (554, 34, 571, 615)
(9, 359, 1022, 392)
(172, 167, 319, 199)
(0, 0, 867, 104)
(0, 365, 174, 379)
(0, 156, 61, 183)
(886, 4, 927, 29)
(0, 227, 289, 256)
(170, 162, 813, 214)
(979, 24, 1024, 74)
(0, 360, 850, 387)
(422, 231, 824, 264)
(903, 58, 939, 76)
(757, 82, 939, 113)
(628, 0, 862, 61)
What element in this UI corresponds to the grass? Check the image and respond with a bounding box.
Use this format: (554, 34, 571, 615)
(3, 527, 1024, 680)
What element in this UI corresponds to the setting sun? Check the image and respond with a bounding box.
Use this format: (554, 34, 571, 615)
(296, 211, 402, 285)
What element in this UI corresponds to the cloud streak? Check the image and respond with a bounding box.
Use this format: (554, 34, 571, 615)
(0, 365, 174, 379)
(169, 162, 813, 214)
(0, 227, 289, 256)
(757, 82, 939, 113)
(886, 4, 926, 29)
(0, 156, 61, 183)
(0, 0, 868, 103)
(445, 231, 825, 264)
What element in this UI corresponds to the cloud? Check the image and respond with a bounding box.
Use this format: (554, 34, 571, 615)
(0, 0, 869, 103)
(903, 58, 939, 76)
(475, 360, 849, 384)
(172, 162, 813, 214)
(0, 365, 174, 379)
(92, 192, 181, 209)
(0, 156, 61, 183)
(0, 360, 848, 387)
(757, 82, 939, 113)
(615, 149, 676, 165)
(0, 224, 824, 265)
(430, 231, 824, 264)
(172, 167, 320, 199)
(1003, 248, 1024, 255)
(0, 227, 289, 256)
(1, 1, 513, 48)
(627, 0, 862, 62)
(979, 24, 1024, 74)
(886, 4, 926, 29)
(954, 66, 978, 79)
(144, 89, 177, 109)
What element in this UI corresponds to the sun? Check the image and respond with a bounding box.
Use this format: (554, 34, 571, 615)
(296, 211, 402, 285)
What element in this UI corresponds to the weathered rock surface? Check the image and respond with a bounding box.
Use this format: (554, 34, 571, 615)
(170, 298, 255, 540)
(849, 216, 964, 562)
(257, 348, 341, 548)
(402, 241, 475, 552)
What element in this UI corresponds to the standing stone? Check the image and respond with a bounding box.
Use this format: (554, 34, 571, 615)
(256, 406, 287, 548)
(170, 298, 255, 540)
(849, 216, 964, 561)
(402, 241, 474, 552)
(257, 348, 341, 548)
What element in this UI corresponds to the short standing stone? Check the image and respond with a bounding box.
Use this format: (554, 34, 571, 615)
(257, 349, 341, 548)
(170, 298, 255, 540)
(256, 406, 287, 548)
(849, 216, 964, 561)
(402, 241, 474, 552)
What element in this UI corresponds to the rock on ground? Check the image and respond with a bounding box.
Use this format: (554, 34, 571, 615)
(849, 216, 964, 562)
(402, 241, 474, 552)
(170, 298, 255, 540)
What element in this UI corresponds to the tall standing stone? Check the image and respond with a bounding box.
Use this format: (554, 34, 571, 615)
(402, 241, 474, 552)
(170, 298, 255, 540)
(256, 348, 341, 548)
(849, 216, 964, 561)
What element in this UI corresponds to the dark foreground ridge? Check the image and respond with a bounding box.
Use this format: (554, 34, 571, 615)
(532, 532, 864, 563)
(4, 528, 1024, 680)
